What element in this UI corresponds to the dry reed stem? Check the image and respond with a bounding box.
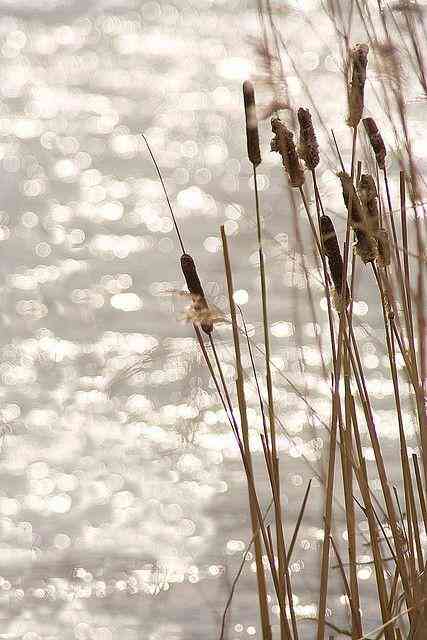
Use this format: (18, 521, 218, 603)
(399, 172, 416, 351)
(221, 225, 292, 638)
(412, 455, 427, 536)
(192, 326, 276, 638)
(345, 301, 415, 628)
(316, 121, 359, 640)
(245, 86, 288, 635)
(219, 500, 273, 640)
(372, 261, 420, 580)
(355, 459, 396, 640)
(339, 418, 363, 638)
(330, 534, 361, 635)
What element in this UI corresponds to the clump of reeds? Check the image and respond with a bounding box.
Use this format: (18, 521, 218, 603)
(147, 4, 427, 639)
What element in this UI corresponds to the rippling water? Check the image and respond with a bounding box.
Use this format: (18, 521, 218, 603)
(0, 0, 425, 638)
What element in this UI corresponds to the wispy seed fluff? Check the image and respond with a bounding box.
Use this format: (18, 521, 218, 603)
(297, 107, 319, 170)
(363, 117, 386, 169)
(347, 43, 369, 127)
(271, 117, 305, 187)
(338, 171, 377, 264)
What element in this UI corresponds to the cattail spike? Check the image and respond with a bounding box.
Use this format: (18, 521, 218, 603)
(376, 229, 391, 267)
(297, 107, 319, 170)
(271, 117, 305, 187)
(320, 215, 350, 308)
(243, 81, 261, 167)
(337, 171, 377, 264)
(337, 171, 365, 225)
(362, 117, 386, 169)
(180, 253, 213, 335)
(347, 43, 369, 128)
(358, 174, 380, 235)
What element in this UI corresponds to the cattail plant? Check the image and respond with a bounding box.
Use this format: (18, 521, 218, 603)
(180, 253, 213, 335)
(347, 43, 369, 127)
(338, 170, 378, 263)
(363, 117, 387, 169)
(271, 117, 305, 187)
(376, 228, 391, 266)
(358, 173, 380, 235)
(297, 107, 319, 170)
(358, 174, 392, 267)
(320, 215, 350, 309)
(243, 80, 262, 167)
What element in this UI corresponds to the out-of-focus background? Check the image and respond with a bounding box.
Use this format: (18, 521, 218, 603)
(0, 0, 425, 638)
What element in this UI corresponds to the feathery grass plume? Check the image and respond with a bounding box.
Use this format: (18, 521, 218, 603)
(358, 174, 380, 235)
(271, 117, 305, 187)
(297, 107, 320, 170)
(320, 215, 350, 309)
(363, 118, 387, 169)
(347, 43, 369, 127)
(243, 81, 261, 167)
(337, 171, 377, 263)
(180, 253, 213, 335)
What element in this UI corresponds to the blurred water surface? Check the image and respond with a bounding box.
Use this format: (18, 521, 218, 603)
(0, 0, 425, 638)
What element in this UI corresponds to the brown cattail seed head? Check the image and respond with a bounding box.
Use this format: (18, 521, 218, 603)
(243, 81, 261, 167)
(337, 172, 377, 264)
(347, 43, 369, 127)
(354, 230, 378, 263)
(180, 253, 213, 335)
(320, 215, 350, 306)
(297, 107, 319, 170)
(358, 173, 380, 235)
(376, 228, 391, 266)
(271, 117, 305, 187)
(337, 171, 365, 225)
(363, 117, 386, 169)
